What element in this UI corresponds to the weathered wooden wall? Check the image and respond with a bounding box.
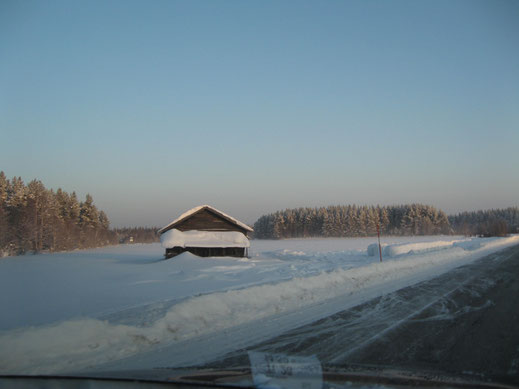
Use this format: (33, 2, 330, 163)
(164, 208, 249, 235)
(165, 246, 247, 259)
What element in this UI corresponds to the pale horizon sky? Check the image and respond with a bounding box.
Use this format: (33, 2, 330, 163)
(1, 0, 518, 228)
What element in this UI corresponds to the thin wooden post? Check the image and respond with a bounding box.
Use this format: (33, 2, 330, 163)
(377, 223, 383, 262)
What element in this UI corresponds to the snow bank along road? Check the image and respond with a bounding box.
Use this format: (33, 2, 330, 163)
(205, 243, 519, 386)
(0, 235, 518, 374)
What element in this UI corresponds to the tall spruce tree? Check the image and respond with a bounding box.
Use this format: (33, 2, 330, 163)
(0, 172, 117, 256)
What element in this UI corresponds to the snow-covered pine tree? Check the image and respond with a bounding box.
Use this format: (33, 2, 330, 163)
(378, 206, 390, 234)
(366, 207, 379, 236)
(79, 194, 100, 247)
(0, 172, 8, 255)
(6, 177, 30, 254)
(357, 206, 368, 236)
(26, 179, 48, 252)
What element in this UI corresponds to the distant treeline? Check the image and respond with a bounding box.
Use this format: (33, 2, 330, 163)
(0, 172, 164, 257)
(0, 172, 117, 257)
(114, 227, 160, 244)
(449, 207, 519, 237)
(2, 171, 517, 256)
(253, 204, 451, 239)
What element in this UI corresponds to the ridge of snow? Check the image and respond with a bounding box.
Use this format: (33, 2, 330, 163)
(158, 205, 253, 234)
(2, 235, 517, 374)
(367, 237, 510, 258)
(1, 235, 518, 374)
(160, 229, 250, 249)
(368, 240, 464, 257)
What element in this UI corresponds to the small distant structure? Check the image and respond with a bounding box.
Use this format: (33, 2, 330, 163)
(120, 236, 135, 244)
(158, 205, 253, 259)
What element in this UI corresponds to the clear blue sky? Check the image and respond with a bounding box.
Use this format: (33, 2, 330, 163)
(1, 0, 518, 227)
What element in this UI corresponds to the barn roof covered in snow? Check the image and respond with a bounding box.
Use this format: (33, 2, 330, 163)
(157, 205, 253, 235)
(161, 229, 250, 249)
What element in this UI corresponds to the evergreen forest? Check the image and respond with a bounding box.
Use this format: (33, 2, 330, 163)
(0, 172, 116, 256)
(2, 171, 517, 256)
(253, 205, 519, 239)
(114, 227, 160, 244)
(253, 204, 452, 239)
(449, 208, 519, 237)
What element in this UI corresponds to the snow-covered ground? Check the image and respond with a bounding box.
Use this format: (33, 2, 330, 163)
(0, 235, 518, 374)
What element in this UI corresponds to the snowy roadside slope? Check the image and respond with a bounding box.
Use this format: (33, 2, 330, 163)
(0, 235, 518, 374)
(382, 240, 460, 256)
(367, 236, 509, 257)
(0, 236, 462, 331)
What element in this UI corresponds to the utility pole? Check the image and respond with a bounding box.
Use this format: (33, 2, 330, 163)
(377, 223, 383, 262)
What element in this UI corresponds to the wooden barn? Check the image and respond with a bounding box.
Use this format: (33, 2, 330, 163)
(158, 205, 253, 259)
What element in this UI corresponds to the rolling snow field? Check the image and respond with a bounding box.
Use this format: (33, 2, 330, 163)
(1, 235, 518, 374)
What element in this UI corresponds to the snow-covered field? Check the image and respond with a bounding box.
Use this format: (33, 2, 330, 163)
(0, 235, 518, 374)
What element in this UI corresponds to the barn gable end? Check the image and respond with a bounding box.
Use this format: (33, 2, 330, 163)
(166, 208, 247, 234)
(158, 205, 253, 259)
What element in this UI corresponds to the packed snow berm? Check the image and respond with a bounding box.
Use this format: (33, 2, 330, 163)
(0, 235, 518, 374)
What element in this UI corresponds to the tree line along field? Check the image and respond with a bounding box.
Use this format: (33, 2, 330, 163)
(253, 204, 451, 239)
(1, 172, 518, 256)
(449, 208, 519, 237)
(0, 172, 163, 256)
(253, 205, 519, 239)
(0, 172, 116, 256)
